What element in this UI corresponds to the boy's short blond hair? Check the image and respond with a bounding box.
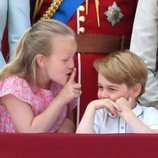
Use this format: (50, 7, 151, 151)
(93, 50, 148, 97)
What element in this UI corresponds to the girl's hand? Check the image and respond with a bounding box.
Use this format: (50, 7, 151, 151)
(57, 68, 82, 104)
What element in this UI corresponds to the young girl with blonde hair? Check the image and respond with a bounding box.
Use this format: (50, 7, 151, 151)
(0, 19, 81, 133)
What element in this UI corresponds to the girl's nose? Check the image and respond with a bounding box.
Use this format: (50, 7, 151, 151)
(69, 59, 74, 69)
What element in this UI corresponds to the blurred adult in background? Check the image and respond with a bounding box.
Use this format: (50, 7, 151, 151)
(0, 0, 31, 68)
(130, 0, 158, 108)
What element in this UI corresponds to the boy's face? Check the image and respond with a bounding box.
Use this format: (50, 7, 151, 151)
(97, 73, 134, 102)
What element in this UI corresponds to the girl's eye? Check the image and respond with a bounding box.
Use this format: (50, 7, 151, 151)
(62, 55, 75, 62)
(62, 58, 69, 62)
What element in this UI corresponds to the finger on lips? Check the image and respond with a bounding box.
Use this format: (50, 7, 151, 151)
(69, 68, 76, 82)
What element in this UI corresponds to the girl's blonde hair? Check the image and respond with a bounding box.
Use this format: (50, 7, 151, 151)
(0, 19, 75, 82)
(94, 50, 148, 97)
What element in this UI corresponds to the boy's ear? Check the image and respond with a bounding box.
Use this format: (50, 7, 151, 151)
(35, 54, 46, 67)
(131, 83, 142, 98)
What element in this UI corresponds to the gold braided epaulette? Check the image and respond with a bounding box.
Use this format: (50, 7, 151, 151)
(41, 0, 63, 20)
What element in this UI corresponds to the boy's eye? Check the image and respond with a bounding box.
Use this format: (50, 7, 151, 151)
(108, 87, 116, 92)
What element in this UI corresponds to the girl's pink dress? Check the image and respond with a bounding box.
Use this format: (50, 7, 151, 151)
(0, 76, 76, 132)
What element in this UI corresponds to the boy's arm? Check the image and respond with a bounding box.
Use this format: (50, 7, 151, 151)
(123, 111, 155, 133)
(76, 99, 118, 133)
(123, 111, 158, 133)
(76, 102, 96, 133)
(115, 97, 158, 133)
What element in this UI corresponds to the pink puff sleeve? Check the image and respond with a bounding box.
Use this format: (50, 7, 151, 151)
(0, 76, 34, 106)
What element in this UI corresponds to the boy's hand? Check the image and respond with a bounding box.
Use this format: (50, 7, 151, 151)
(89, 98, 119, 116)
(115, 96, 134, 117)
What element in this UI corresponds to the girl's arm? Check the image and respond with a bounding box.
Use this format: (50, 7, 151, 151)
(2, 69, 81, 133)
(2, 94, 70, 133)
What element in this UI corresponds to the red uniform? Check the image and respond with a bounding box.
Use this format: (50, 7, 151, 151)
(37, 0, 138, 119)
(38, 0, 137, 37)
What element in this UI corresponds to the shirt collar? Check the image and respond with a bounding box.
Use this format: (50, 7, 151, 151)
(132, 103, 143, 117)
(107, 103, 143, 118)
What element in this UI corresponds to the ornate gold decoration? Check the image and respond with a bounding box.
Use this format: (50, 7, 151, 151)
(41, 0, 63, 20)
(79, 16, 85, 22)
(86, 0, 88, 15)
(95, 0, 100, 27)
(79, 5, 85, 12)
(85, 0, 100, 27)
(32, 0, 44, 23)
(105, 1, 124, 26)
(79, 27, 85, 33)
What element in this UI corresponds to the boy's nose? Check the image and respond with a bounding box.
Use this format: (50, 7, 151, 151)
(103, 96, 108, 99)
(101, 91, 109, 99)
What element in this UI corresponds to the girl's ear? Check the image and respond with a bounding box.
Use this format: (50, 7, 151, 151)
(35, 54, 46, 67)
(131, 83, 142, 98)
